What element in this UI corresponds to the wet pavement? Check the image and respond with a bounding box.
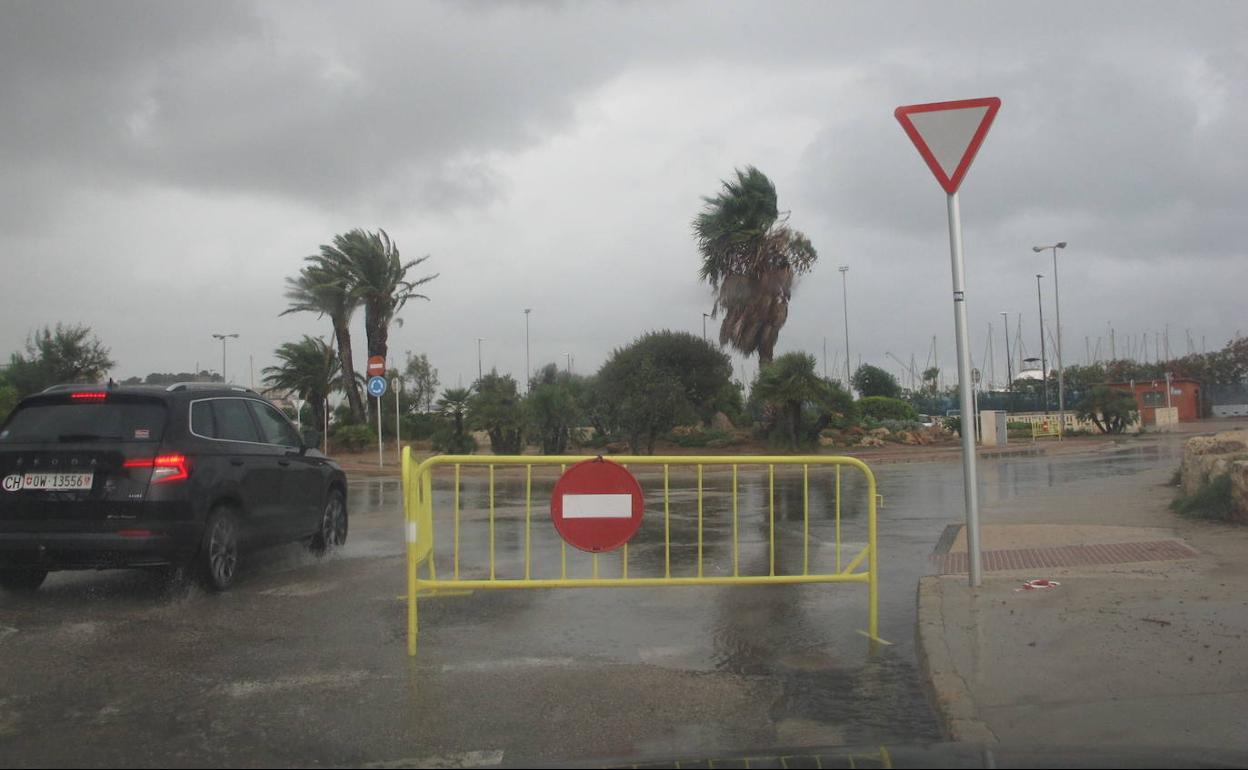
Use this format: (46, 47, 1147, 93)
(0, 440, 1185, 767)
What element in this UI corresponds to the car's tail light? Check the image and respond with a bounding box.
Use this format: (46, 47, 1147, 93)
(124, 454, 191, 484)
(71, 392, 107, 401)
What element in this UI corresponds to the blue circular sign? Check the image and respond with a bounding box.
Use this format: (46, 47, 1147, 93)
(367, 375, 387, 397)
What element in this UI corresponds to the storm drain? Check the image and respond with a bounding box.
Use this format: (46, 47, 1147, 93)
(932, 539, 1199, 574)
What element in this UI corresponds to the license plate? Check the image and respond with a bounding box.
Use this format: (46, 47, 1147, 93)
(20, 472, 94, 491)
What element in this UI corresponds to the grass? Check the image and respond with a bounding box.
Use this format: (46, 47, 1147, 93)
(1169, 467, 1183, 487)
(1170, 474, 1235, 520)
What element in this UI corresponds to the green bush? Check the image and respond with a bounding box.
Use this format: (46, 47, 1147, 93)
(401, 412, 440, 440)
(431, 426, 477, 454)
(859, 396, 918, 422)
(1171, 474, 1235, 520)
(1007, 421, 1032, 431)
(331, 424, 375, 453)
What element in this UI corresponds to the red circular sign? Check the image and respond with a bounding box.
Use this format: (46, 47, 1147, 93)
(550, 458, 644, 553)
(367, 356, 386, 376)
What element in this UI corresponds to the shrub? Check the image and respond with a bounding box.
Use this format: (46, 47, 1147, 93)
(431, 426, 477, 454)
(859, 396, 919, 422)
(1171, 474, 1235, 520)
(331, 424, 375, 453)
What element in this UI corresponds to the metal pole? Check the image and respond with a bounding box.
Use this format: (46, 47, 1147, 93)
(524, 309, 531, 394)
(839, 266, 851, 388)
(1051, 247, 1065, 433)
(395, 380, 401, 463)
(376, 395, 383, 468)
(476, 338, 484, 383)
(702, 313, 708, 342)
(1001, 311, 1012, 390)
(1036, 274, 1048, 414)
(947, 192, 982, 587)
(221, 339, 227, 383)
(323, 397, 328, 454)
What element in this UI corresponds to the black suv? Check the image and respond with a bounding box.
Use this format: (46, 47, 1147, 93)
(0, 383, 348, 591)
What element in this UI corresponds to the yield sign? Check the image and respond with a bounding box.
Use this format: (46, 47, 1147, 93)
(895, 97, 1001, 194)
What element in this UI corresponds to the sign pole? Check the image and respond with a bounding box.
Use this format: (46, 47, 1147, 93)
(947, 191, 982, 587)
(394, 379, 401, 463)
(376, 395, 383, 468)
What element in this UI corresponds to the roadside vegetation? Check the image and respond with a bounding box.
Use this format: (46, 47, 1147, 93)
(1171, 474, 1236, 520)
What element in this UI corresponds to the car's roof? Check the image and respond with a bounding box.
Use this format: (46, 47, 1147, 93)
(33, 383, 265, 402)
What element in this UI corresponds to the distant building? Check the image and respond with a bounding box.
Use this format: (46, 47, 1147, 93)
(1107, 378, 1201, 425)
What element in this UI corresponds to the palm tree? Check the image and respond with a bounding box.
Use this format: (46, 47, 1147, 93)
(262, 336, 342, 435)
(282, 261, 366, 422)
(694, 166, 817, 366)
(333, 229, 437, 370)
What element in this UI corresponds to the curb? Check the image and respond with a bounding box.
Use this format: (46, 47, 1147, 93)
(915, 576, 997, 745)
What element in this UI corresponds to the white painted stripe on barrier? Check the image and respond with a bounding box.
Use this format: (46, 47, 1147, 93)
(561, 493, 632, 518)
(406, 522, 418, 543)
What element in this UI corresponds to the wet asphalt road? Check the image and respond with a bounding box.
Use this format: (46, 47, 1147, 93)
(0, 441, 1184, 767)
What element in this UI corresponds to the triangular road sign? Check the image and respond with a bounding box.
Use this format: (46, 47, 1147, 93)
(895, 97, 1001, 194)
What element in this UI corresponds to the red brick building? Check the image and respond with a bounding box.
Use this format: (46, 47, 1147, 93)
(1107, 378, 1202, 425)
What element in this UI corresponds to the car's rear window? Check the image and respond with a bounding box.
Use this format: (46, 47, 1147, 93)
(0, 398, 167, 443)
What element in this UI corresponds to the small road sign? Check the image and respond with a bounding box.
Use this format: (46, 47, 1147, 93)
(367, 375, 387, 398)
(550, 458, 644, 553)
(367, 356, 386, 377)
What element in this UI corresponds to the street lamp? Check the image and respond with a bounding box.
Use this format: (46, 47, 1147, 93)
(524, 309, 532, 393)
(211, 333, 239, 384)
(702, 312, 711, 342)
(1000, 311, 1012, 391)
(838, 265, 851, 388)
(561, 351, 571, 376)
(476, 337, 485, 383)
(1033, 242, 1067, 428)
(1035, 274, 1048, 414)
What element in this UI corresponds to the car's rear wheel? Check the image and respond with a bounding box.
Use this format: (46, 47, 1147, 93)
(0, 568, 48, 592)
(309, 489, 347, 554)
(198, 507, 240, 591)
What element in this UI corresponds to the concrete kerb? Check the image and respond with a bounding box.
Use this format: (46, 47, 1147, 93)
(915, 576, 998, 745)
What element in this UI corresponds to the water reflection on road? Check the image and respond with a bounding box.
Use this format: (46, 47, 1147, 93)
(346, 442, 1183, 748)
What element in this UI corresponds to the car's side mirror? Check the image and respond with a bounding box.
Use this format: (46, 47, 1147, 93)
(300, 428, 322, 451)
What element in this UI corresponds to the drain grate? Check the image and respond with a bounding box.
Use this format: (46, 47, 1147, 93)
(932, 539, 1198, 574)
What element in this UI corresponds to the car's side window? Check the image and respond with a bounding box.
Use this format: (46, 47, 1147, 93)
(212, 399, 262, 444)
(190, 400, 217, 438)
(249, 401, 301, 448)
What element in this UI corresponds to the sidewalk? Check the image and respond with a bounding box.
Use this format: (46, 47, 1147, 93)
(917, 463, 1248, 750)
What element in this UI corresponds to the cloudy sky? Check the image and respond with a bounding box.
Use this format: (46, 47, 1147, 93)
(3, 0, 1245, 392)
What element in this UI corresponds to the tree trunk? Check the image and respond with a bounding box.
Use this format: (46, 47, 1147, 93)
(364, 300, 389, 428)
(333, 317, 365, 422)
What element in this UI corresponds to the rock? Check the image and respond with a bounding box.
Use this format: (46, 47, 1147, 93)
(671, 425, 698, 437)
(605, 441, 629, 454)
(846, 426, 865, 437)
(1179, 431, 1248, 512)
(869, 427, 891, 438)
(900, 431, 920, 445)
(819, 436, 837, 447)
(858, 436, 885, 447)
(710, 412, 735, 432)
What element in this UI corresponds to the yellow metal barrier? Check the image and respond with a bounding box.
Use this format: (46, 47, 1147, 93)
(1031, 419, 1062, 441)
(401, 451, 880, 657)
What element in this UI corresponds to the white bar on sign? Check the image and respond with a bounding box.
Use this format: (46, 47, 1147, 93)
(562, 493, 632, 519)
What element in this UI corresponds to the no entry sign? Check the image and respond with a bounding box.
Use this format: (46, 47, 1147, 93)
(367, 355, 386, 376)
(550, 458, 644, 553)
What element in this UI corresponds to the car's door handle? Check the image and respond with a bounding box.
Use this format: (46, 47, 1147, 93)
(230, 459, 245, 467)
(278, 459, 291, 467)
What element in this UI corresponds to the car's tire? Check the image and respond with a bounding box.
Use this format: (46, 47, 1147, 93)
(0, 568, 48, 592)
(198, 507, 241, 592)
(309, 489, 348, 555)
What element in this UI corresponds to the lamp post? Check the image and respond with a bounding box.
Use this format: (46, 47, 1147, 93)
(702, 312, 711, 342)
(476, 337, 484, 383)
(211, 333, 239, 383)
(839, 265, 851, 388)
(1035, 274, 1048, 414)
(524, 309, 531, 393)
(562, 352, 571, 376)
(1033, 242, 1067, 430)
